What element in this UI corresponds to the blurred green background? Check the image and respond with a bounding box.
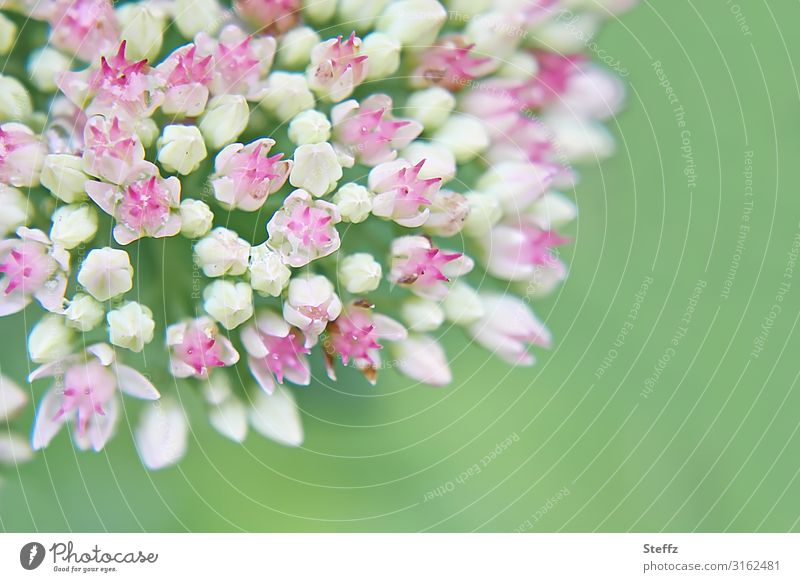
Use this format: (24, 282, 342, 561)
(3, 0, 800, 532)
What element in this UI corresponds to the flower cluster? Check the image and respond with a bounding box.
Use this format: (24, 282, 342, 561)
(0, 0, 635, 471)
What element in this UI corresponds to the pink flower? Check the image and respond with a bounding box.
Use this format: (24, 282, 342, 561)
(481, 223, 569, 282)
(307, 32, 368, 102)
(155, 44, 214, 117)
(266, 189, 341, 267)
(0, 227, 69, 316)
(196, 25, 276, 100)
(423, 189, 470, 237)
(412, 35, 494, 91)
(389, 235, 474, 300)
(393, 334, 452, 387)
(43, 0, 120, 62)
(234, 0, 301, 34)
(167, 317, 240, 379)
(241, 310, 310, 395)
(331, 94, 422, 167)
(82, 115, 145, 184)
(283, 274, 342, 348)
(30, 343, 160, 451)
(0, 123, 46, 188)
(369, 159, 441, 228)
(324, 300, 406, 384)
(467, 294, 551, 366)
(86, 162, 182, 245)
(211, 138, 292, 211)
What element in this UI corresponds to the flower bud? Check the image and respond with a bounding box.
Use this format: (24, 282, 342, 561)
(199, 95, 250, 150)
(209, 396, 248, 443)
(527, 192, 578, 231)
(302, 0, 336, 24)
(288, 109, 331, 146)
(424, 189, 470, 237)
(64, 293, 105, 332)
(179, 199, 214, 239)
(433, 114, 489, 163)
(157, 124, 208, 175)
(406, 87, 456, 131)
(464, 11, 522, 63)
(333, 182, 372, 223)
(277, 26, 321, 69)
(289, 142, 342, 197)
(442, 281, 484, 324)
(392, 334, 451, 386)
(40, 154, 90, 203)
(203, 280, 254, 330)
(531, 12, 600, 55)
(401, 142, 456, 182)
(27, 47, 71, 93)
(0, 13, 15, 55)
(0, 75, 32, 122)
(249, 243, 291, 297)
(107, 301, 155, 352)
(463, 191, 502, 237)
(363, 32, 401, 80)
(194, 227, 250, 277)
(260, 72, 315, 122)
(174, 0, 223, 38)
(28, 315, 73, 363)
(49, 204, 98, 250)
(77, 247, 134, 302)
(117, 3, 166, 61)
(338, 0, 389, 32)
(136, 398, 189, 470)
(445, 0, 490, 17)
(339, 253, 382, 293)
(544, 115, 615, 163)
(0, 184, 30, 237)
(498, 52, 539, 80)
(400, 297, 444, 332)
(376, 0, 447, 47)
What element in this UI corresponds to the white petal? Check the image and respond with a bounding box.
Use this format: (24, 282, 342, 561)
(394, 335, 452, 387)
(209, 398, 248, 443)
(372, 314, 407, 341)
(0, 374, 27, 422)
(135, 399, 189, 470)
(31, 387, 66, 450)
(0, 432, 34, 464)
(248, 386, 303, 447)
(248, 356, 276, 395)
(115, 364, 160, 400)
(87, 343, 115, 366)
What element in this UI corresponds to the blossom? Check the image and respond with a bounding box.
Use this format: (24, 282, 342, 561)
(234, 0, 300, 34)
(283, 274, 342, 347)
(306, 32, 368, 102)
(154, 44, 213, 117)
(481, 223, 570, 282)
(389, 235, 474, 300)
(30, 343, 160, 451)
(241, 310, 310, 394)
(211, 139, 291, 211)
(412, 35, 494, 91)
(167, 317, 240, 379)
(266, 189, 341, 267)
(369, 159, 441, 227)
(0, 123, 46, 187)
(82, 115, 145, 185)
(42, 0, 119, 62)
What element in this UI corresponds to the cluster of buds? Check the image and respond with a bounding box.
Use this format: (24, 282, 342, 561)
(0, 0, 636, 472)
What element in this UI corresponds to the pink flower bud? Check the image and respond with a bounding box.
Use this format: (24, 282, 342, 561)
(167, 317, 240, 379)
(389, 235, 473, 300)
(307, 32, 368, 102)
(266, 189, 341, 267)
(369, 159, 441, 228)
(241, 310, 310, 395)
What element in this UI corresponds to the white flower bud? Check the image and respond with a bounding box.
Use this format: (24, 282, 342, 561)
(203, 280, 254, 330)
(463, 192, 502, 237)
(179, 199, 214, 238)
(135, 398, 189, 470)
(64, 293, 105, 332)
(107, 301, 155, 352)
(0, 13, 16, 55)
(277, 26, 321, 69)
(77, 247, 134, 302)
(433, 114, 489, 163)
(442, 281, 484, 324)
(400, 297, 444, 332)
(249, 243, 291, 297)
(289, 142, 342, 197)
(338, 0, 389, 32)
(27, 47, 72, 93)
(288, 109, 331, 146)
(527, 192, 577, 230)
(49, 204, 98, 250)
(498, 52, 539, 80)
(444, 0, 491, 17)
(0, 75, 32, 122)
(333, 182, 372, 223)
(339, 253, 382, 293)
(260, 72, 315, 122)
(117, 3, 166, 61)
(302, 0, 336, 24)
(199, 95, 250, 150)
(376, 0, 447, 47)
(464, 11, 522, 63)
(40, 154, 90, 203)
(157, 124, 207, 175)
(401, 142, 456, 182)
(194, 227, 250, 277)
(209, 396, 248, 443)
(0, 184, 30, 237)
(406, 87, 456, 131)
(531, 12, 600, 54)
(363, 32, 401, 80)
(174, 0, 223, 38)
(28, 315, 73, 363)
(544, 115, 616, 163)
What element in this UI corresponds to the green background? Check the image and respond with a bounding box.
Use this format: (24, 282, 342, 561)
(3, 0, 800, 532)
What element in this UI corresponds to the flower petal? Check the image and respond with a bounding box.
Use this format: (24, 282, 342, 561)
(115, 364, 160, 400)
(248, 386, 303, 447)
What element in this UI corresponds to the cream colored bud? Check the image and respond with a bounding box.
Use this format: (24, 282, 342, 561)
(376, 0, 447, 47)
(442, 281, 484, 324)
(338, 0, 389, 32)
(174, 0, 223, 38)
(463, 192, 502, 237)
(107, 301, 155, 352)
(333, 182, 372, 223)
(40, 154, 89, 203)
(433, 115, 490, 163)
(260, 72, 315, 122)
(289, 142, 342, 197)
(157, 124, 207, 175)
(27, 47, 72, 93)
(249, 243, 291, 297)
(199, 95, 250, 150)
(0, 13, 15, 55)
(64, 293, 105, 332)
(406, 87, 456, 131)
(277, 26, 321, 69)
(288, 109, 331, 145)
(0, 75, 32, 122)
(339, 253, 382, 294)
(179, 199, 214, 239)
(28, 315, 73, 363)
(194, 227, 250, 277)
(117, 3, 166, 61)
(203, 280, 254, 330)
(363, 32, 401, 80)
(0, 184, 30, 237)
(77, 247, 134, 302)
(49, 204, 98, 250)
(400, 297, 444, 332)
(302, 0, 336, 24)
